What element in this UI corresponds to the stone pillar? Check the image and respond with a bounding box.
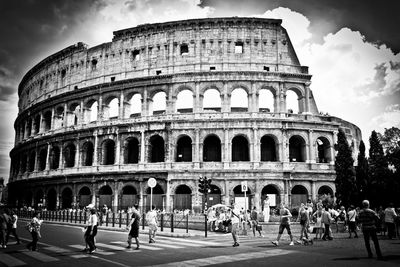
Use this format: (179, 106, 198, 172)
(224, 179, 230, 205)
(45, 143, 51, 170)
(91, 184, 96, 206)
(115, 131, 120, 165)
(39, 112, 43, 133)
(194, 82, 201, 113)
(97, 95, 103, 121)
(223, 128, 229, 167)
(34, 144, 39, 172)
(254, 179, 261, 210)
(93, 132, 98, 166)
(281, 129, 288, 163)
(51, 107, 55, 130)
(166, 179, 171, 212)
(194, 128, 200, 167)
(79, 100, 84, 125)
(142, 87, 148, 116)
(140, 130, 145, 163)
(59, 144, 64, 169)
(304, 82, 311, 114)
(63, 103, 68, 127)
(222, 82, 229, 113)
(113, 182, 119, 212)
(75, 138, 80, 167)
(119, 91, 124, 119)
(311, 180, 316, 202)
(308, 130, 315, 163)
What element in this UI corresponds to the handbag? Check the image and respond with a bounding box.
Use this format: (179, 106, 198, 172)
(25, 222, 33, 232)
(256, 225, 262, 231)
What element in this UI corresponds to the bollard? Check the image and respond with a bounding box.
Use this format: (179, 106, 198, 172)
(161, 213, 164, 232)
(112, 213, 115, 227)
(106, 213, 109, 227)
(126, 213, 129, 227)
(119, 212, 122, 228)
(62, 210, 65, 222)
(171, 213, 174, 233)
(79, 210, 82, 223)
(204, 214, 208, 238)
(186, 214, 189, 233)
(142, 213, 145, 230)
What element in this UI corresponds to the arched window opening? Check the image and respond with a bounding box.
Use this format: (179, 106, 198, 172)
(64, 144, 76, 168)
(149, 135, 165, 163)
(233, 185, 251, 210)
(232, 135, 249, 161)
(318, 185, 333, 197)
(286, 90, 299, 114)
(128, 93, 142, 118)
(176, 136, 192, 162)
(261, 185, 280, 208)
(26, 119, 32, 137)
(35, 190, 44, 208)
(82, 141, 94, 166)
(38, 148, 47, 171)
(260, 135, 277, 161)
(43, 111, 52, 131)
(203, 89, 221, 112)
(102, 139, 115, 165)
(151, 92, 166, 115)
(21, 154, 27, 173)
(124, 138, 139, 164)
(316, 137, 331, 163)
(104, 97, 119, 120)
(231, 88, 248, 112)
(34, 115, 41, 134)
(291, 185, 308, 206)
(289, 135, 306, 162)
(55, 106, 64, 129)
(259, 89, 274, 112)
(207, 184, 222, 207)
(28, 151, 36, 172)
(87, 100, 98, 123)
(176, 90, 193, 113)
(68, 104, 80, 126)
(61, 188, 73, 209)
(50, 146, 60, 170)
(78, 186, 91, 208)
(203, 135, 221, 162)
(47, 188, 57, 210)
(174, 185, 192, 211)
(99, 185, 112, 207)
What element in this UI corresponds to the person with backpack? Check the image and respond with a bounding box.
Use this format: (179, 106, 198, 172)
(230, 203, 241, 247)
(146, 205, 158, 243)
(250, 206, 263, 237)
(26, 212, 43, 251)
(6, 209, 20, 245)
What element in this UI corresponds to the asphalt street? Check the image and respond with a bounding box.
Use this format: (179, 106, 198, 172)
(0, 221, 399, 267)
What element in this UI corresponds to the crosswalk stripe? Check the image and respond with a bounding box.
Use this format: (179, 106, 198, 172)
(0, 254, 26, 267)
(95, 243, 127, 251)
(20, 250, 59, 262)
(152, 239, 202, 247)
(68, 244, 115, 255)
(148, 243, 185, 249)
(111, 241, 163, 251)
(43, 246, 73, 254)
(156, 237, 220, 246)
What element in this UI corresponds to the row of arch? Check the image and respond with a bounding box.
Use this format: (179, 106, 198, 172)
(21, 183, 334, 211)
(11, 133, 333, 175)
(17, 86, 306, 141)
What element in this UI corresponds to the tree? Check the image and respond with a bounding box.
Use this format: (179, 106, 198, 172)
(368, 130, 391, 207)
(379, 127, 400, 172)
(356, 140, 369, 204)
(334, 129, 357, 207)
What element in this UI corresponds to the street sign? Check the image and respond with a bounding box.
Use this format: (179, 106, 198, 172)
(148, 178, 157, 188)
(241, 181, 248, 192)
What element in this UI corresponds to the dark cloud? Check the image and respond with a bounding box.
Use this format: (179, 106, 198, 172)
(199, 0, 400, 53)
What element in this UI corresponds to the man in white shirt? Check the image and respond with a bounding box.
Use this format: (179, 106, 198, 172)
(146, 205, 158, 243)
(86, 208, 98, 253)
(347, 205, 358, 238)
(230, 203, 240, 247)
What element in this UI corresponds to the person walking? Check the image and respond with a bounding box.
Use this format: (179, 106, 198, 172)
(26, 212, 43, 251)
(6, 210, 21, 245)
(230, 203, 241, 247)
(347, 205, 358, 238)
(357, 200, 383, 260)
(250, 206, 263, 237)
(296, 204, 312, 244)
(146, 205, 158, 243)
(384, 203, 397, 239)
(271, 203, 294, 246)
(127, 204, 141, 250)
(85, 208, 98, 254)
(263, 196, 271, 223)
(322, 206, 333, 240)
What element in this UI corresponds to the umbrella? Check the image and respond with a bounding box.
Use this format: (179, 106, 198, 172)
(207, 204, 230, 213)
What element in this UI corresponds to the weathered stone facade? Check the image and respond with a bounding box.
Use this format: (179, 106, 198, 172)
(8, 17, 361, 212)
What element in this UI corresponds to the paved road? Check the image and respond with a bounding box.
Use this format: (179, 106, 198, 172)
(0, 222, 399, 266)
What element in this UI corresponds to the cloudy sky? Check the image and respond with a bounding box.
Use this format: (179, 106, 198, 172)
(0, 0, 399, 184)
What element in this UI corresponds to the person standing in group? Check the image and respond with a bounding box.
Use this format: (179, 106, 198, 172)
(208, 207, 216, 231)
(384, 203, 397, 239)
(0, 210, 8, 248)
(347, 205, 358, 238)
(263, 196, 271, 223)
(127, 204, 141, 250)
(296, 204, 311, 244)
(250, 206, 263, 237)
(6, 209, 21, 245)
(271, 203, 294, 246)
(357, 200, 383, 260)
(26, 212, 43, 251)
(230, 203, 241, 247)
(146, 205, 158, 243)
(85, 208, 98, 254)
(321, 206, 333, 240)
(313, 205, 324, 239)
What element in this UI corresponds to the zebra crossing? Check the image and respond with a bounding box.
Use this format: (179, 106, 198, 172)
(0, 237, 222, 266)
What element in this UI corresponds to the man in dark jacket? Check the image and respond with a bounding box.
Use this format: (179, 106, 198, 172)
(357, 200, 383, 260)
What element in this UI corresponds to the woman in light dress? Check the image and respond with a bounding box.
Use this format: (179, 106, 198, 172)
(263, 196, 270, 223)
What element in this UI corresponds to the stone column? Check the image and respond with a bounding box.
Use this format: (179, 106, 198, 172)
(115, 130, 120, 165)
(63, 103, 68, 127)
(59, 144, 64, 169)
(222, 82, 229, 113)
(166, 179, 171, 212)
(39, 112, 43, 133)
(194, 82, 201, 113)
(308, 130, 315, 163)
(75, 138, 80, 167)
(194, 128, 200, 167)
(97, 95, 103, 121)
(140, 130, 145, 163)
(51, 107, 55, 130)
(45, 142, 51, 170)
(311, 180, 316, 202)
(142, 87, 148, 116)
(224, 179, 230, 205)
(113, 182, 119, 212)
(79, 100, 84, 125)
(223, 128, 229, 167)
(254, 179, 261, 210)
(304, 82, 311, 114)
(91, 184, 96, 206)
(93, 131, 98, 166)
(119, 91, 124, 119)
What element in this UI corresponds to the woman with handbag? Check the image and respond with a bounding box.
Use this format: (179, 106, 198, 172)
(251, 206, 263, 237)
(26, 212, 43, 251)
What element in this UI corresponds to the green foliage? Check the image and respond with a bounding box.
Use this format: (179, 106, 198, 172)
(356, 140, 369, 204)
(334, 129, 357, 207)
(379, 127, 400, 172)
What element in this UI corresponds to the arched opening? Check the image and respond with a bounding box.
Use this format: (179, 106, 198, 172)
(286, 90, 299, 114)
(174, 185, 192, 211)
(54, 106, 64, 129)
(203, 135, 221, 162)
(231, 88, 248, 112)
(43, 111, 52, 131)
(20, 154, 27, 173)
(99, 185, 113, 208)
(104, 97, 119, 120)
(86, 100, 98, 123)
(38, 148, 47, 171)
(25, 191, 33, 207)
(64, 143, 76, 168)
(61, 187, 73, 209)
(232, 135, 249, 161)
(68, 103, 80, 126)
(261, 185, 280, 209)
(34, 190, 44, 208)
(176, 89, 193, 113)
(127, 93, 142, 118)
(102, 139, 115, 165)
(207, 184, 222, 207)
(318, 185, 334, 197)
(316, 137, 331, 163)
(145, 183, 164, 211)
(82, 141, 94, 166)
(260, 135, 277, 161)
(124, 137, 139, 164)
(78, 187, 91, 208)
(26, 118, 32, 137)
(149, 135, 165, 163)
(34, 115, 40, 134)
(203, 89, 221, 112)
(50, 146, 60, 170)
(259, 89, 274, 112)
(233, 185, 251, 211)
(47, 188, 57, 210)
(121, 185, 138, 210)
(289, 135, 306, 162)
(28, 151, 36, 172)
(151, 91, 166, 115)
(291, 185, 308, 207)
(176, 136, 192, 162)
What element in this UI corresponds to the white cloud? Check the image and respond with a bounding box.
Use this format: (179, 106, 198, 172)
(370, 104, 400, 132)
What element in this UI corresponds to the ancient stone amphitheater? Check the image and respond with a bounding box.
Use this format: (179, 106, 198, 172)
(8, 17, 361, 212)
